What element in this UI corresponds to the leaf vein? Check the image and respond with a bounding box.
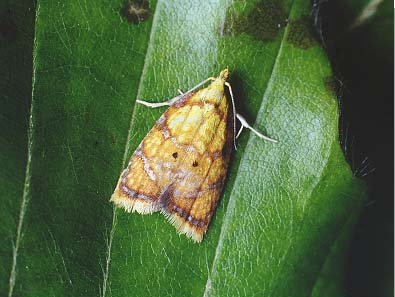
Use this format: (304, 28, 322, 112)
(101, 1, 163, 296)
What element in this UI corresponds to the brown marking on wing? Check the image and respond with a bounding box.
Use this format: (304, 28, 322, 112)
(111, 74, 234, 242)
(111, 151, 162, 213)
(161, 95, 234, 241)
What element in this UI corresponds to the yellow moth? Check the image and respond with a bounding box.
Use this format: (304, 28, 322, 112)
(111, 69, 276, 242)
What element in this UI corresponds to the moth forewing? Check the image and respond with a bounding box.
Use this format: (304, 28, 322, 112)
(111, 69, 276, 242)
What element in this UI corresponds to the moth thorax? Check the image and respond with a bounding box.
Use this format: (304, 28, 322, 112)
(205, 79, 225, 103)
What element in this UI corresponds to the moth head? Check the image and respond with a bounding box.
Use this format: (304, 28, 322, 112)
(219, 68, 229, 80)
(205, 69, 229, 103)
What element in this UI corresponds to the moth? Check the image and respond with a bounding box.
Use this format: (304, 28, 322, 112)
(111, 69, 276, 242)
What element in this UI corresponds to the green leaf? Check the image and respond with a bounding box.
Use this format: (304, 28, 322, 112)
(310, 202, 363, 297)
(0, 0, 35, 295)
(3, 0, 365, 296)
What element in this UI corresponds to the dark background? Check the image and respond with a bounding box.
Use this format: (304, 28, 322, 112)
(315, 1, 394, 296)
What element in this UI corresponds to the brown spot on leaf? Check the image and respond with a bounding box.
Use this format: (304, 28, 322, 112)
(111, 135, 117, 145)
(120, 0, 150, 24)
(286, 16, 318, 49)
(224, 0, 287, 42)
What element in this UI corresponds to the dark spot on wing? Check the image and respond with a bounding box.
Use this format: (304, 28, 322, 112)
(192, 161, 198, 167)
(120, 0, 150, 24)
(172, 152, 178, 159)
(159, 185, 174, 206)
(223, 0, 287, 42)
(286, 16, 319, 49)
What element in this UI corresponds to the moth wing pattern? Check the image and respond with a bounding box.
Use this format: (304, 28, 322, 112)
(110, 96, 190, 214)
(111, 70, 233, 242)
(162, 149, 231, 242)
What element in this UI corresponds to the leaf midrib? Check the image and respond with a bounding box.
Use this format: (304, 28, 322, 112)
(7, 2, 40, 295)
(202, 1, 298, 296)
(101, 0, 163, 295)
(202, 1, 339, 295)
(102, 1, 334, 296)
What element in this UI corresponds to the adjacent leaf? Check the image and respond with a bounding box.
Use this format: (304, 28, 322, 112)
(3, 0, 364, 296)
(310, 202, 363, 297)
(350, 0, 392, 32)
(2, 0, 158, 295)
(317, 0, 394, 296)
(0, 1, 35, 295)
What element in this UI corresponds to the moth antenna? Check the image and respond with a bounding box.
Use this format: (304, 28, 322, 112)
(113, 71, 249, 243)
(136, 77, 216, 108)
(224, 82, 237, 150)
(185, 77, 216, 94)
